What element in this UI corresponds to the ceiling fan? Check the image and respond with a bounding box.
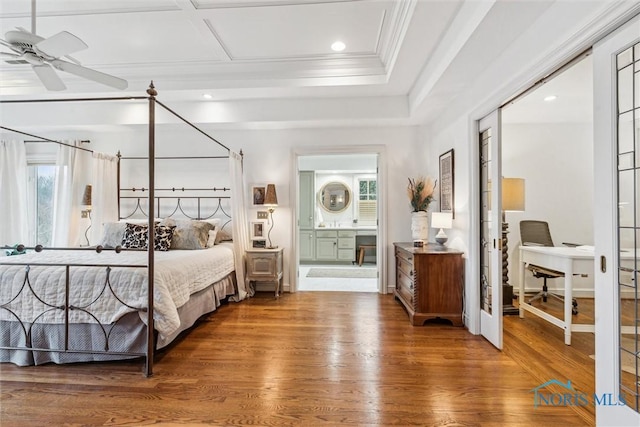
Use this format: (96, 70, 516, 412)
(0, 0, 127, 91)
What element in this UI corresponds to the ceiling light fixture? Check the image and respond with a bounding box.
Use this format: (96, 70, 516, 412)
(202, 93, 213, 99)
(331, 41, 346, 52)
(544, 95, 557, 102)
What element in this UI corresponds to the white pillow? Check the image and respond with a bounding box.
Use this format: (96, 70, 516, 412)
(206, 229, 219, 248)
(98, 222, 127, 248)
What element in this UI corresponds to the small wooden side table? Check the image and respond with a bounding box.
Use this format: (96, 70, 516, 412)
(245, 247, 284, 298)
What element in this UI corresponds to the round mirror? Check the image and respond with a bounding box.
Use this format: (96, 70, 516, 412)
(318, 181, 351, 213)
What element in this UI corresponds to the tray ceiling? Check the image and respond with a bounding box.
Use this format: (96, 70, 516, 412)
(0, 1, 632, 129)
(0, 0, 454, 98)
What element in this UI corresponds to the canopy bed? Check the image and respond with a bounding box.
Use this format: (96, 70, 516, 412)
(0, 83, 250, 376)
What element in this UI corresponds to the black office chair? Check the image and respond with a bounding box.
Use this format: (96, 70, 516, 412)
(519, 220, 578, 315)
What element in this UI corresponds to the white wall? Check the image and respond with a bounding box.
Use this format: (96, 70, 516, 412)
(8, 124, 423, 291)
(502, 122, 594, 295)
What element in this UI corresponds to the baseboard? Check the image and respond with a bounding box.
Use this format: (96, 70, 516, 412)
(516, 287, 594, 299)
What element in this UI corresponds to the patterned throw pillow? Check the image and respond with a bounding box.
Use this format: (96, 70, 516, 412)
(122, 223, 148, 249)
(121, 223, 176, 251)
(154, 225, 176, 251)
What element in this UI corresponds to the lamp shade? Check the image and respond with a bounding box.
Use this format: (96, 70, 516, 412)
(502, 178, 525, 211)
(431, 212, 453, 229)
(82, 185, 92, 207)
(264, 184, 278, 207)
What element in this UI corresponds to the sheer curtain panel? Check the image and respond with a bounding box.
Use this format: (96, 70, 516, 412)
(51, 141, 91, 247)
(0, 141, 28, 248)
(90, 152, 119, 245)
(230, 151, 252, 299)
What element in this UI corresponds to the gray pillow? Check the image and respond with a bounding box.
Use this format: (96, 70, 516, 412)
(161, 219, 214, 250)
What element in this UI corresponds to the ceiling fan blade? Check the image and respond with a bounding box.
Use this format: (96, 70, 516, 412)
(0, 51, 21, 59)
(64, 54, 81, 65)
(36, 31, 88, 58)
(0, 38, 22, 54)
(32, 64, 66, 91)
(50, 59, 128, 90)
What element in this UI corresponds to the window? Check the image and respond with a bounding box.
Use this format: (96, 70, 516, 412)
(358, 178, 377, 226)
(27, 164, 55, 246)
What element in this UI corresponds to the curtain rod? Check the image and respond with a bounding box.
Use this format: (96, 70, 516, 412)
(1, 126, 94, 153)
(119, 155, 228, 160)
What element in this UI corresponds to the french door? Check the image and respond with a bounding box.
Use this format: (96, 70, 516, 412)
(593, 13, 640, 425)
(479, 110, 503, 349)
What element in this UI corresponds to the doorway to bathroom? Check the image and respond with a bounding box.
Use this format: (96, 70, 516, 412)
(294, 152, 382, 293)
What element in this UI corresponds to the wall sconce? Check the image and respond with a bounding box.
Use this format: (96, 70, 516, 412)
(431, 211, 453, 245)
(81, 184, 92, 246)
(264, 184, 278, 249)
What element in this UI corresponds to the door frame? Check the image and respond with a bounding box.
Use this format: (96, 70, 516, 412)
(478, 110, 504, 349)
(290, 145, 387, 294)
(593, 12, 640, 425)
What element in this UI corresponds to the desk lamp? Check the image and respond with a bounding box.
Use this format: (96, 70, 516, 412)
(264, 184, 278, 249)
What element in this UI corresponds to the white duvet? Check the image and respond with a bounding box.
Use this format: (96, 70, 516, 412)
(0, 243, 234, 339)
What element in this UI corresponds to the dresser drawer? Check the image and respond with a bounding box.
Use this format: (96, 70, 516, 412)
(338, 248, 354, 261)
(316, 230, 337, 238)
(396, 256, 414, 278)
(397, 270, 414, 293)
(396, 278, 414, 305)
(395, 247, 414, 264)
(338, 230, 356, 238)
(338, 238, 355, 249)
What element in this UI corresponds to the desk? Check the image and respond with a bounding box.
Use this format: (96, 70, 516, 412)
(518, 246, 594, 345)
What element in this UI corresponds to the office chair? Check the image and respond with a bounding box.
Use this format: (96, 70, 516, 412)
(519, 220, 578, 315)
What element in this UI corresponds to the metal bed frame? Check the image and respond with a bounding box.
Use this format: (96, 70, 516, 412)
(0, 82, 236, 376)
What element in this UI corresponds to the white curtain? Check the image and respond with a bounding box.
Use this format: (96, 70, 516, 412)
(230, 151, 252, 299)
(51, 141, 92, 247)
(0, 140, 28, 247)
(90, 152, 119, 245)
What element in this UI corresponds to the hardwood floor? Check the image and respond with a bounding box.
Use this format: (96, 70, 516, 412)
(504, 296, 595, 425)
(0, 292, 594, 426)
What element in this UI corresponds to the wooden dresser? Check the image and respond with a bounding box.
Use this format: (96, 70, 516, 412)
(393, 242, 464, 326)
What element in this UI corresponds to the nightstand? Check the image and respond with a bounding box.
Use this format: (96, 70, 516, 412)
(245, 247, 284, 298)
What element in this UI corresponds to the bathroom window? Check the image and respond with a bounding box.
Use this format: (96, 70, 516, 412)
(358, 178, 377, 225)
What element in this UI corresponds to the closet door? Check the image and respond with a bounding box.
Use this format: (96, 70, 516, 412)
(479, 110, 503, 349)
(593, 13, 640, 425)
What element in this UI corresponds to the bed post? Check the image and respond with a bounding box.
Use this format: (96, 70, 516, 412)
(116, 151, 122, 220)
(146, 82, 157, 377)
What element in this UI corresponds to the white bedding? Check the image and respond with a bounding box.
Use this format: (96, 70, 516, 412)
(0, 243, 234, 341)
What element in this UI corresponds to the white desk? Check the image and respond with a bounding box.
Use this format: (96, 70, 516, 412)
(518, 246, 595, 345)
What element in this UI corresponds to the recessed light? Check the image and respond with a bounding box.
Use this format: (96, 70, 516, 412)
(331, 41, 346, 52)
(202, 93, 213, 99)
(544, 95, 557, 102)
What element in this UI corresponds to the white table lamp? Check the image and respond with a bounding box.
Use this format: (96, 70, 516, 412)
(431, 211, 453, 245)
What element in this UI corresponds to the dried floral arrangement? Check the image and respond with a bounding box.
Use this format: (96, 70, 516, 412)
(407, 176, 437, 212)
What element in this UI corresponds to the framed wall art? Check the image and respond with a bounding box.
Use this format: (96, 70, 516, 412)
(250, 221, 266, 240)
(439, 149, 454, 217)
(251, 184, 266, 206)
